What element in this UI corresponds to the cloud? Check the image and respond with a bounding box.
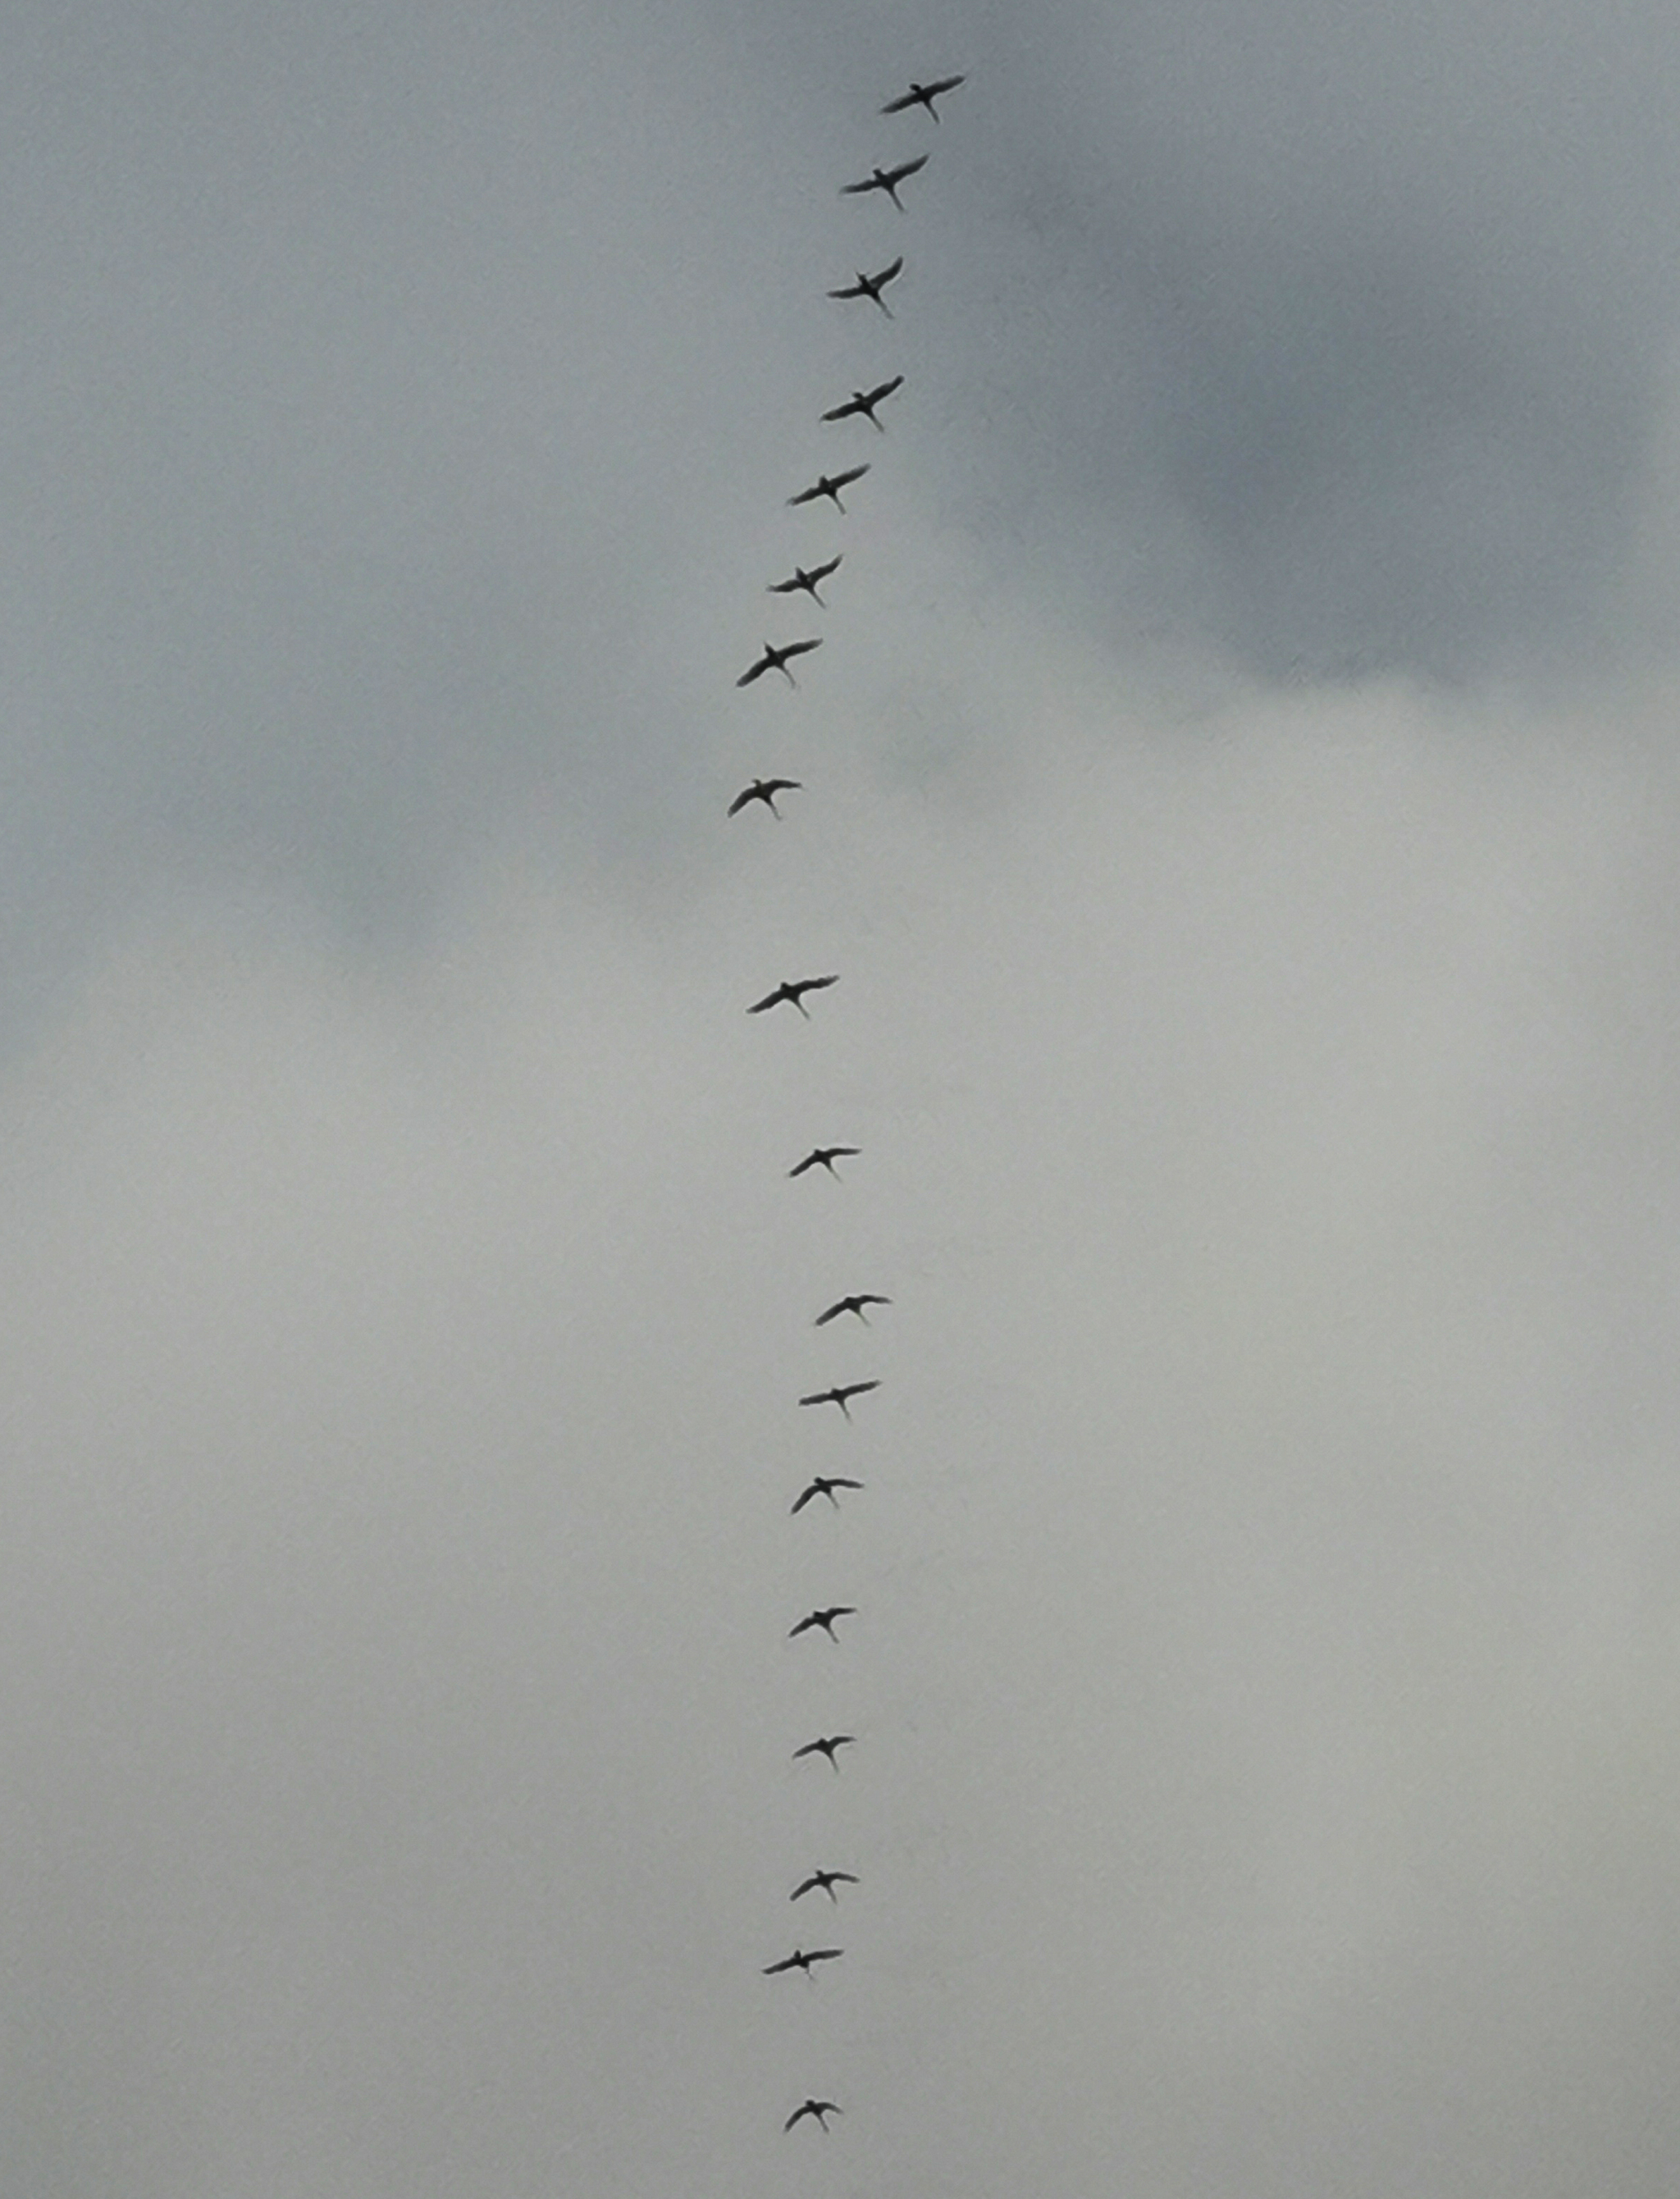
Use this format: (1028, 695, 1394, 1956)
(5, 664, 1680, 2190)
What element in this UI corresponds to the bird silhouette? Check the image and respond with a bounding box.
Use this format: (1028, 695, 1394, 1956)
(768, 554, 842, 607)
(841, 154, 929, 210)
(788, 464, 870, 514)
(789, 1145, 859, 1180)
(793, 1733, 856, 1770)
(799, 1380, 880, 1421)
(823, 375, 905, 431)
(789, 1604, 857, 1644)
(737, 636, 822, 688)
(791, 1475, 865, 1514)
(763, 1946, 844, 1978)
(728, 777, 801, 819)
(881, 74, 966, 119)
(784, 2098, 843, 2132)
(828, 256, 904, 315)
(748, 974, 839, 1020)
(790, 1868, 860, 1905)
(815, 1292, 892, 1326)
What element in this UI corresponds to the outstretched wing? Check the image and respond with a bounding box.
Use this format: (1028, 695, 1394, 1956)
(736, 652, 771, 687)
(870, 255, 905, 286)
(885, 154, 929, 188)
(867, 375, 906, 407)
(831, 464, 870, 492)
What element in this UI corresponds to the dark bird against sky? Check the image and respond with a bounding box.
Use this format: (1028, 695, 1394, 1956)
(727, 777, 801, 819)
(798, 1379, 880, 1420)
(814, 1292, 891, 1325)
(763, 1946, 844, 1978)
(822, 376, 905, 431)
(788, 464, 870, 514)
(767, 554, 842, 606)
(747, 974, 838, 1020)
(789, 1144, 859, 1179)
(881, 75, 966, 119)
(784, 2099, 843, 2133)
(791, 1475, 865, 1514)
(827, 256, 903, 315)
(841, 154, 929, 210)
(793, 1734, 856, 1771)
(789, 1604, 856, 1644)
(737, 636, 821, 688)
(790, 1868, 859, 1905)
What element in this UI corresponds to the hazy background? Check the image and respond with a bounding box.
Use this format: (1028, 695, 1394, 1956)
(7, 1, 1680, 2192)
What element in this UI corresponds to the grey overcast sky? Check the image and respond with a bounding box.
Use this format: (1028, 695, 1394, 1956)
(8, 2, 1680, 2192)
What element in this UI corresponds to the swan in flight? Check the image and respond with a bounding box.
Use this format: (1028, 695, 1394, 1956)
(798, 1380, 880, 1420)
(841, 154, 929, 210)
(728, 777, 801, 819)
(814, 1293, 891, 1325)
(881, 75, 966, 119)
(791, 1475, 865, 1514)
(784, 2099, 842, 2132)
(822, 375, 905, 430)
(827, 256, 904, 315)
(737, 636, 821, 687)
(768, 554, 842, 606)
(788, 464, 870, 514)
(789, 1604, 857, 1644)
(747, 974, 838, 1019)
(789, 1145, 859, 1179)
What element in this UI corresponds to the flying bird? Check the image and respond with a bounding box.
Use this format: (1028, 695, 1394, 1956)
(737, 636, 822, 688)
(827, 255, 904, 315)
(841, 154, 929, 210)
(790, 1868, 860, 1905)
(768, 554, 842, 606)
(784, 2099, 843, 2133)
(815, 1293, 892, 1326)
(791, 1475, 865, 1514)
(881, 74, 966, 119)
(822, 375, 905, 431)
(763, 1946, 844, 1978)
(748, 974, 839, 1020)
(728, 777, 801, 819)
(789, 1145, 859, 1180)
(799, 1380, 880, 1421)
(788, 464, 870, 514)
(793, 1733, 856, 1770)
(789, 1604, 857, 1644)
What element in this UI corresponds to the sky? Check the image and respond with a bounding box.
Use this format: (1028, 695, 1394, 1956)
(7, 1, 1680, 2192)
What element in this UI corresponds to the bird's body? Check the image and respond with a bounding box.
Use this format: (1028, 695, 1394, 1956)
(799, 1380, 881, 1421)
(785, 2098, 842, 2133)
(842, 154, 929, 210)
(763, 1946, 843, 1978)
(748, 974, 839, 1020)
(815, 1292, 892, 1326)
(728, 776, 801, 819)
(737, 636, 822, 688)
(822, 375, 905, 431)
(881, 74, 966, 119)
(789, 1144, 859, 1180)
(794, 1733, 856, 1770)
(791, 1475, 865, 1514)
(789, 1604, 857, 1644)
(791, 1868, 860, 1905)
(768, 554, 842, 607)
(828, 256, 904, 315)
(788, 464, 870, 514)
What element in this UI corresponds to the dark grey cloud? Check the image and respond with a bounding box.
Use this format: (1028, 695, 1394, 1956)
(4, 0, 1680, 1038)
